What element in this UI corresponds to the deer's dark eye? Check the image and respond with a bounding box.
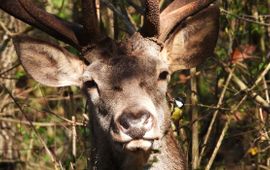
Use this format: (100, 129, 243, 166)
(113, 86, 123, 91)
(84, 80, 100, 101)
(158, 71, 169, 80)
(84, 80, 98, 89)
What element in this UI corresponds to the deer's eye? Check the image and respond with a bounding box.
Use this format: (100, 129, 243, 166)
(158, 71, 169, 80)
(84, 80, 98, 89)
(84, 80, 100, 102)
(113, 86, 123, 91)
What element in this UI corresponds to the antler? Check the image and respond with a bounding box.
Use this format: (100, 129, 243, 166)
(0, 0, 86, 49)
(140, 0, 160, 37)
(140, 0, 216, 40)
(159, 0, 216, 41)
(81, 0, 100, 40)
(0, 0, 217, 47)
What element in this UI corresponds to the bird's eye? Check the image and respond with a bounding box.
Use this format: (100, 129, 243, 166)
(158, 71, 169, 80)
(174, 97, 184, 108)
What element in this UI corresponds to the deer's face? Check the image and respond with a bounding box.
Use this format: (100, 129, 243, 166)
(82, 34, 170, 151)
(13, 33, 174, 154)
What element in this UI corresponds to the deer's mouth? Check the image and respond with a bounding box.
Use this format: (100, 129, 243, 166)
(124, 139, 153, 152)
(110, 129, 159, 152)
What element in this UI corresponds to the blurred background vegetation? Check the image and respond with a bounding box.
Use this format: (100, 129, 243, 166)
(0, 0, 270, 169)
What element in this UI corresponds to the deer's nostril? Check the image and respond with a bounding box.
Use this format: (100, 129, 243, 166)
(119, 114, 130, 130)
(117, 109, 152, 139)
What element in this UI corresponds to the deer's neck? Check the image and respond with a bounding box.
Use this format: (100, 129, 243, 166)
(90, 121, 186, 170)
(148, 129, 186, 170)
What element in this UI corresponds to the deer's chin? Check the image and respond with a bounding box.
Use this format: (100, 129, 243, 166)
(124, 139, 153, 152)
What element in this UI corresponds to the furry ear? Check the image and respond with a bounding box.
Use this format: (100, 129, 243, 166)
(13, 36, 85, 87)
(161, 4, 219, 72)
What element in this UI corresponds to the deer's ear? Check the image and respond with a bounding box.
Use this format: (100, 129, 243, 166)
(161, 4, 219, 72)
(13, 36, 85, 87)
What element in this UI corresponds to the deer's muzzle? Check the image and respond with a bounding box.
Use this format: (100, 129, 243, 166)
(110, 106, 161, 151)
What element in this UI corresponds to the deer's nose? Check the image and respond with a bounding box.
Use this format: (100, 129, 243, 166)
(117, 109, 153, 139)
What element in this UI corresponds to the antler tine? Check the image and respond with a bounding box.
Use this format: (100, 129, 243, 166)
(159, 0, 216, 41)
(0, 0, 86, 49)
(81, 0, 100, 40)
(140, 0, 160, 38)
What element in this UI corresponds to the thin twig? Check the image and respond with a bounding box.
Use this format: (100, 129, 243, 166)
(72, 117, 77, 157)
(251, 62, 270, 90)
(120, 1, 138, 30)
(258, 165, 270, 170)
(0, 117, 83, 127)
(57, 0, 66, 15)
(220, 62, 270, 111)
(70, 116, 77, 170)
(263, 77, 270, 103)
(0, 20, 32, 37)
(231, 73, 270, 109)
(23, 105, 84, 126)
(221, 8, 270, 26)
(190, 68, 199, 169)
(0, 21, 13, 35)
(126, 0, 145, 14)
(205, 119, 231, 170)
(198, 65, 235, 165)
(185, 103, 230, 111)
(205, 95, 248, 170)
(0, 63, 20, 76)
(16, 94, 82, 101)
(26, 132, 34, 162)
(101, 0, 135, 34)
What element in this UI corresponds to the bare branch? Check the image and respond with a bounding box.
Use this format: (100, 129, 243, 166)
(198, 65, 235, 165)
(221, 62, 270, 112)
(205, 95, 247, 170)
(126, 0, 144, 14)
(190, 68, 199, 169)
(221, 8, 270, 27)
(101, 0, 135, 34)
(0, 117, 84, 127)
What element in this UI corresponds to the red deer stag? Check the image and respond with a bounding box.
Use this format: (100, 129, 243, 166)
(0, 0, 219, 169)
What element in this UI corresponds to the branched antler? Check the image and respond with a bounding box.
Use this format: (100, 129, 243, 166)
(140, 0, 160, 37)
(0, 0, 218, 48)
(82, 0, 100, 40)
(159, 0, 216, 41)
(0, 0, 87, 49)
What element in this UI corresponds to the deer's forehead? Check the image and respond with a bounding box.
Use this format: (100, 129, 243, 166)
(87, 54, 162, 83)
(84, 35, 167, 84)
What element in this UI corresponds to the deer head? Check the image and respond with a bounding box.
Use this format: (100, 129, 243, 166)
(0, 0, 219, 169)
